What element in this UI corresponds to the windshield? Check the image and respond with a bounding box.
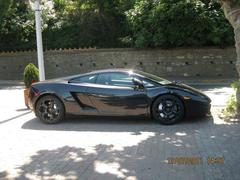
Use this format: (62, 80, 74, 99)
(134, 70, 172, 85)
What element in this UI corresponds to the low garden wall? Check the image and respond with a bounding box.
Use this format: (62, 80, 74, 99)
(0, 47, 237, 80)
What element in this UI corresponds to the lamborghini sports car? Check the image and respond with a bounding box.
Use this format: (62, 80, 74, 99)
(28, 69, 211, 125)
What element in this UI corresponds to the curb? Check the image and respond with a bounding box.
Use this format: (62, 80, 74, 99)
(0, 80, 24, 86)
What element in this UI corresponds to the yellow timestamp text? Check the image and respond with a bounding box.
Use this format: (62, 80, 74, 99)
(167, 156, 224, 165)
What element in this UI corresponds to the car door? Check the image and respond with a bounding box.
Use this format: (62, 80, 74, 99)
(86, 72, 149, 116)
(68, 74, 99, 115)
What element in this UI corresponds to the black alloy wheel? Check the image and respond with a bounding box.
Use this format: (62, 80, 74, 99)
(152, 94, 184, 125)
(36, 95, 65, 124)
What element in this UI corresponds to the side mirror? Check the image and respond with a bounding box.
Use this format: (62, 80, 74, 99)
(132, 78, 144, 90)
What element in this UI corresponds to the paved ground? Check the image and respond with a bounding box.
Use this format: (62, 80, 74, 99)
(0, 84, 239, 180)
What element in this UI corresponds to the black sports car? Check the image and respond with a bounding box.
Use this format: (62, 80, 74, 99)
(28, 69, 211, 125)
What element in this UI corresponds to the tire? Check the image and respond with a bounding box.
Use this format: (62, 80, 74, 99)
(35, 95, 65, 124)
(152, 94, 184, 125)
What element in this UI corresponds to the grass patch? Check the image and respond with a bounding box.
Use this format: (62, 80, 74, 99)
(219, 81, 240, 123)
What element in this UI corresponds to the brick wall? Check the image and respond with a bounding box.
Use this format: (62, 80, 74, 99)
(0, 47, 237, 80)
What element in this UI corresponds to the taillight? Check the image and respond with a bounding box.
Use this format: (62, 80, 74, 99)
(30, 86, 40, 97)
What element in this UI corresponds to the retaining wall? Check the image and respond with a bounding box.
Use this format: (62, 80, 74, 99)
(0, 47, 237, 80)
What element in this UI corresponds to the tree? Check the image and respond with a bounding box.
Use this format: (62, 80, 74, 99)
(127, 0, 233, 48)
(0, 0, 12, 18)
(41, 0, 134, 49)
(0, 1, 35, 51)
(221, 0, 240, 113)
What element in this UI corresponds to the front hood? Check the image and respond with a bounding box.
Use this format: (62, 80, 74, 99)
(166, 82, 210, 101)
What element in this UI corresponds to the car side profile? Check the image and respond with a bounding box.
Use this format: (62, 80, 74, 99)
(28, 69, 211, 125)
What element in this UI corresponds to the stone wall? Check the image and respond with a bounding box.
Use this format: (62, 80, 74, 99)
(0, 47, 237, 80)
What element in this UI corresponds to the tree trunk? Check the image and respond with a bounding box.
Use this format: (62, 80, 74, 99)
(235, 26, 240, 113)
(221, 1, 240, 113)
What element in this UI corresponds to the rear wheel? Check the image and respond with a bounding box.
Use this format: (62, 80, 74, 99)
(152, 95, 184, 125)
(35, 95, 65, 124)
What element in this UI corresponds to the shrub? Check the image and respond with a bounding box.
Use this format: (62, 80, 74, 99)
(23, 63, 39, 88)
(225, 94, 237, 114)
(223, 81, 238, 115)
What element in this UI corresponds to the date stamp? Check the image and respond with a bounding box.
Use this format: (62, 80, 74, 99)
(168, 157, 203, 165)
(207, 156, 224, 165)
(167, 156, 224, 165)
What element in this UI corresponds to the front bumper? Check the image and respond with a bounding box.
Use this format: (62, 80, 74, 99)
(185, 99, 211, 117)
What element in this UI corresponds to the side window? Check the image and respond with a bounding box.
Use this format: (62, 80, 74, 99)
(96, 73, 111, 85)
(96, 73, 134, 87)
(70, 75, 97, 84)
(110, 73, 133, 87)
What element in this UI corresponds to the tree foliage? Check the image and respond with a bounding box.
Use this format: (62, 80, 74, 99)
(127, 0, 234, 48)
(0, 0, 235, 51)
(0, 0, 12, 18)
(42, 0, 134, 49)
(0, 1, 35, 51)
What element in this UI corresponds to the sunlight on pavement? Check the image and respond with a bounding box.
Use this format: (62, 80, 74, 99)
(199, 86, 235, 125)
(94, 161, 126, 178)
(202, 87, 234, 107)
(94, 161, 137, 180)
(25, 173, 78, 180)
(175, 132, 187, 136)
(211, 108, 232, 125)
(0, 88, 29, 124)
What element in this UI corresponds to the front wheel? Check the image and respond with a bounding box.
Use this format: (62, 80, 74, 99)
(152, 95, 184, 125)
(35, 95, 65, 124)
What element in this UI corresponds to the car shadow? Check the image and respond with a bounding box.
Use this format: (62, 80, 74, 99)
(21, 115, 214, 132)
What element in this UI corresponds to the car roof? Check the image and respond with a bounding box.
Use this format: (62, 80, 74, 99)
(65, 69, 136, 81)
(88, 68, 134, 74)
